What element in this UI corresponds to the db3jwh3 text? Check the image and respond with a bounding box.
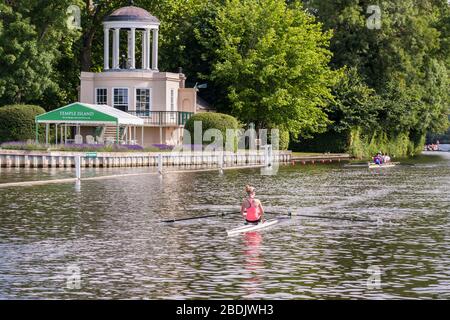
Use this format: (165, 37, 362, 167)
(176, 304, 274, 318)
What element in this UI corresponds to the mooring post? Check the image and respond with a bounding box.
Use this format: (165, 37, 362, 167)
(263, 144, 273, 168)
(158, 153, 163, 175)
(75, 155, 81, 180)
(219, 151, 224, 174)
(264, 145, 269, 167)
(268, 144, 273, 167)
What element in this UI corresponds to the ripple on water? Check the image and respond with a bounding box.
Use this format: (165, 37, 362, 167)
(0, 154, 449, 299)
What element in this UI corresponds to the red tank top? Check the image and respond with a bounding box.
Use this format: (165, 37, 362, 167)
(246, 198, 261, 222)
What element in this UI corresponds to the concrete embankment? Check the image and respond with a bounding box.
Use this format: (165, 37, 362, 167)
(0, 149, 291, 168)
(291, 153, 351, 164)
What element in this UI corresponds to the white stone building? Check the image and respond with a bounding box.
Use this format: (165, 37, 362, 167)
(79, 5, 199, 146)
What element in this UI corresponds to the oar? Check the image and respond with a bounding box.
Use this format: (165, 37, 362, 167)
(162, 210, 374, 224)
(161, 212, 234, 223)
(264, 211, 374, 223)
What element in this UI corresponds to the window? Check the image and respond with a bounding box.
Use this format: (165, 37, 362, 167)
(170, 89, 176, 120)
(113, 88, 128, 111)
(136, 89, 151, 116)
(96, 88, 108, 105)
(170, 89, 175, 112)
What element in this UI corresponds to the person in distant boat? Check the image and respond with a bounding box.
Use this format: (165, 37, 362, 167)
(241, 185, 265, 224)
(373, 152, 383, 165)
(383, 153, 391, 163)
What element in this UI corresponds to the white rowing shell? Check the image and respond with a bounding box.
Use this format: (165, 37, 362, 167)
(226, 219, 279, 236)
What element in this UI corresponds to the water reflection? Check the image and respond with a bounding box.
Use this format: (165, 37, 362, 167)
(242, 232, 263, 298)
(0, 152, 449, 299)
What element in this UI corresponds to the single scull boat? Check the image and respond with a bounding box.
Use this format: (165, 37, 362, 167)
(226, 219, 279, 236)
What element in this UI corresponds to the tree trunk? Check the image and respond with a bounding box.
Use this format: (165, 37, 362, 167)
(80, 0, 102, 72)
(81, 30, 95, 71)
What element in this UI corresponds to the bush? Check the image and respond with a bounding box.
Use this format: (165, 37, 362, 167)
(278, 129, 290, 151)
(0, 141, 48, 151)
(184, 113, 241, 148)
(0, 104, 46, 143)
(53, 144, 144, 152)
(0, 142, 148, 152)
(265, 128, 290, 150)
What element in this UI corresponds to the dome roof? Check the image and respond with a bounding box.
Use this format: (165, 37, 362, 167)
(104, 6, 159, 23)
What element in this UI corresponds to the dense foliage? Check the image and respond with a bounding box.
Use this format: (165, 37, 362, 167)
(301, 0, 450, 156)
(0, 104, 46, 143)
(0, 1, 82, 109)
(0, 141, 173, 152)
(196, 0, 341, 139)
(184, 112, 240, 147)
(0, 0, 448, 156)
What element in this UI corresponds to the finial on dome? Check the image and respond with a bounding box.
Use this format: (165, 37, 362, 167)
(129, 0, 134, 6)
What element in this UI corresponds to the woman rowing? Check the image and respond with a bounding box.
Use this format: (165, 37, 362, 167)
(241, 185, 265, 225)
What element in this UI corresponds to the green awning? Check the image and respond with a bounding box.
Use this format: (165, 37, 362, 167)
(35, 102, 144, 126)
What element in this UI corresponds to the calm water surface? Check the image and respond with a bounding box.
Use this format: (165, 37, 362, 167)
(0, 152, 449, 299)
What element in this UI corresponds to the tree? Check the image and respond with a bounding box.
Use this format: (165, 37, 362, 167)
(328, 67, 379, 134)
(0, 4, 55, 105)
(0, 104, 46, 143)
(0, 1, 82, 108)
(303, 0, 450, 155)
(198, 0, 340, 138)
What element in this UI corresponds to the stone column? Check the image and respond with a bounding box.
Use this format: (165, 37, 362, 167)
(130, 28, 136, 69)
(142, 30, 147, 69)
(146, 28, 151, 70)
(113, 28, 120, 69)
(152, 28, 159, 71)
(127, 31, 132, 68)
(104, 28, 110, 70)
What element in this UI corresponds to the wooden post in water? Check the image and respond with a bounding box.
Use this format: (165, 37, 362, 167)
(75, 155, 81, 180)
(267, 144, 273, 167)
(264, 145, 269, 167)
(219, 151, 224, 174)
(158, 153, 163, 175)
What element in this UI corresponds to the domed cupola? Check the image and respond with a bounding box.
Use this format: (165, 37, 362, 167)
(104, 5, 159, 24)
(103, 1, 160, 71)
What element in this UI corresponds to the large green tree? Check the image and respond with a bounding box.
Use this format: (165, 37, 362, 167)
(0, 1, 82, 108)
(303, 0, 450, 155)
(197, 0, 341, 137)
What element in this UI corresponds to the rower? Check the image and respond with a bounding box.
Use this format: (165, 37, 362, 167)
(241, 185, 265, 225)
(373, 152, 382, 165)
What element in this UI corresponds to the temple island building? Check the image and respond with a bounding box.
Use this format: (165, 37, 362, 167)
(36, 4, 213, 147)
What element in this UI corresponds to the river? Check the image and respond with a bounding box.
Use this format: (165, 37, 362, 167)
(0, 152, 449, 299)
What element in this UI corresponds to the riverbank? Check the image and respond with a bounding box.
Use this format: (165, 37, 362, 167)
(0, 149, 291, 168)
(291, 152, 351, 164)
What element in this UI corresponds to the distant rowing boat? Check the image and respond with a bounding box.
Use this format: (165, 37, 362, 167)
(344, 162, 400, 169)
(226, 219, 279, 236)
(368, 161, 400, 169)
